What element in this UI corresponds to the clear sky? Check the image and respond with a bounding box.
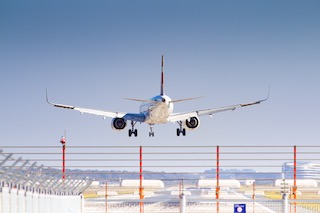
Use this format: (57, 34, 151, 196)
(1, 0, 319, 159)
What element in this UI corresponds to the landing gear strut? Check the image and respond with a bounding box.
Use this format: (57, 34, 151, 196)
(149, 124, 155, 137)
(129, 121, 138, 137)
(176, 121, 186, 136)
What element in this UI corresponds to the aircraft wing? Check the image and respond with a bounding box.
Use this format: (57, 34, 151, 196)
(168, 97, 268, 123)
(48, 101, 126, 118)
(46, 92, 126, 119)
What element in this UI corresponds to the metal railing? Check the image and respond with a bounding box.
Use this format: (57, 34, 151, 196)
(0, 148, 93, 213)
(1, 145, 320, 213)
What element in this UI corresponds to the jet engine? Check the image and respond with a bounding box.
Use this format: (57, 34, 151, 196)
(184, 116, 200, 130)
(111, 118, 127, 130)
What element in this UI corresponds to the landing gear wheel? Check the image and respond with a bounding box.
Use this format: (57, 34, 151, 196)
(182, 128, 186, 136)
(129, 129, 138, 137)
(176, 128, 186, 136)
(176, 121, 186, 136)
(129, 121, 138, 137)
(149, 124, 155, 137)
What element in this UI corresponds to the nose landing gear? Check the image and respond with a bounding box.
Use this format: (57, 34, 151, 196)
(149, 124, 155, 137)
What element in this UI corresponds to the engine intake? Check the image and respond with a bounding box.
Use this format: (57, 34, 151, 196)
(111, 118, 127, 130)
(184, 117, 200, 130)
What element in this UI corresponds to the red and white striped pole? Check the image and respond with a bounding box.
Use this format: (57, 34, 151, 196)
(60, 134, 66, 182)
(216, 146, 220, 213)
(139, 146, 144, 213)
(293, 145, 297, 213)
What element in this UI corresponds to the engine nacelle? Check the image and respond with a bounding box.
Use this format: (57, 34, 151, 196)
(111, 118, 127, 130)
(183, 116, 200, 130)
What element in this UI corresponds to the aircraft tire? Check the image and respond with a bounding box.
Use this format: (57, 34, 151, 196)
(182, 128, 186, 136)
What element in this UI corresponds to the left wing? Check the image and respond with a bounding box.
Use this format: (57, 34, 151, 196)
(168, 96, 268, 123)
(46, 91, 126, 118)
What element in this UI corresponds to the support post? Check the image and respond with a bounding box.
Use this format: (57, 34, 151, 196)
(281, 179, 288, 213)
(60, 135, 66, 183)
(282, 192, 288, 213)
(179, 193, 186, 213)
(105, 181, 108, 213)
(139, 146, 144, 213)
(216, 146, 220, 213)
(293, 145, 297, 213)
(252, 181, 255, 213)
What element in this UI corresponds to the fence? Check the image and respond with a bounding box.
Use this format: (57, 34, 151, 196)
(0, 148, 92, 213)
(1, 145, 320, 213)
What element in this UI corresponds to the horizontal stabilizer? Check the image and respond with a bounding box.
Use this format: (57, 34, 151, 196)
(123, 98, 156, 103)
(170, 97, 203, 103)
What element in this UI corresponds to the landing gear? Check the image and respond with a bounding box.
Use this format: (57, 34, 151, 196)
(129, 129, 138, 137)
(177, 121, 186, 136)
(149, 125, 155, 137)
(129, 121, 138, 137)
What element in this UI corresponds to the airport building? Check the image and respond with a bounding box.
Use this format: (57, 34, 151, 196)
(282, 162, 320, 180)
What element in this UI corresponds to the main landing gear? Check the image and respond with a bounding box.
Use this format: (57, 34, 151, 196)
(129, 121, 138, 137)
(128, 122, 155, 137)
(176, 121, 186, 136)
(128, 122, 187, 137)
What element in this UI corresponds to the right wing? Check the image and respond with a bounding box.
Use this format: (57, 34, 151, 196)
(168, 95, 269, 123)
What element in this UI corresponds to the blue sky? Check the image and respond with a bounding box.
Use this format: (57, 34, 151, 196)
(0, 0, 319, 164)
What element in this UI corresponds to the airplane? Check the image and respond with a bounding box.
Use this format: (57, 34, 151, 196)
(47, 55, 269, 137)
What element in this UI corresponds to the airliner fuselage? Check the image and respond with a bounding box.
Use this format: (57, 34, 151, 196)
(140, 95, 174, 124)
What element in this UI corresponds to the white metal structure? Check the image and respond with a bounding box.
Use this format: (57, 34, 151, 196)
(47, 56, 268, 137)
(0, 150, 92, 213)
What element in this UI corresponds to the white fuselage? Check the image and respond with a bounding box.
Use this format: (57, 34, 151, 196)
(140, 95, 174, 124)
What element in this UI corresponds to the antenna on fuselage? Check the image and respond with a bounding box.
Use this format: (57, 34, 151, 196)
(160, 55, 165, 96)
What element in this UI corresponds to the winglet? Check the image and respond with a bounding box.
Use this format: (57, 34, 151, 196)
(261, 84, 271, 102)
(46, 88, 58, 106)
(265, 84, 271, 101)
(46, 88, 75, 109)
(46, 88, 52, 105)
(160, 55, 164, 96)
(240, 86, 270, 107)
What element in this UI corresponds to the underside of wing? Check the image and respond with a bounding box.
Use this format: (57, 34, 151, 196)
(196, 104, 241, 116)
(73, 106, 126, 118)
(46, 93, 126, 118)
(50, 102, 126, 118)
(168, 112, 198, 123)
(168, 96, 268, 123)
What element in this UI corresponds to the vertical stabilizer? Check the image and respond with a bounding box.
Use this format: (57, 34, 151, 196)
(160, 55, 165, 95)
